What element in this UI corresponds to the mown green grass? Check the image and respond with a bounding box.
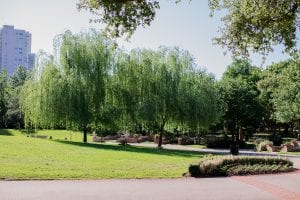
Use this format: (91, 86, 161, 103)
(0, 129, 203, 180)
(26, 129, 89, 142)
(279, 152, 300, 156)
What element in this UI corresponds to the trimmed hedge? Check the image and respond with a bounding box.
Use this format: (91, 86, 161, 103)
(188, 156, 294, 177)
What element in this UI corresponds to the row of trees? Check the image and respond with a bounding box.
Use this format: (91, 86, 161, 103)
(1, 30, 299, 145)
(219, 59, 300, 141)
(19, 31, 222, 147)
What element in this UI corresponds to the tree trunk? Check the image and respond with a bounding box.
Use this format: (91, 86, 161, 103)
(239, 127, 244, 141)
(83, 126, 87, 143)
(284, 123, 289, 135)
(235, 126, 240, 144)
(157, 121, 166, 148)
(158, 131, 163, 148)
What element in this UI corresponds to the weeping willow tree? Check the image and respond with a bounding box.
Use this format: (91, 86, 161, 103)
(59, 30, 114, 142)
(20, 30, 114, 142)
(112, 47, 223, 147)
(179, 70, 223, 132)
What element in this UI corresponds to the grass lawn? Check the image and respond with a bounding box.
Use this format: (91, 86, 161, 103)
(0, 129, 204, 180)
(186, 144, 206, 149)
(279, 152, 300, 156)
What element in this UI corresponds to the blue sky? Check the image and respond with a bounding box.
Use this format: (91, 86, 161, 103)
(0, 0, 298, 78)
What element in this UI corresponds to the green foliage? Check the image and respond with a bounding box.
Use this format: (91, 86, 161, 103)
(6, 66, 29, 128)
(188, 156, 293, 177)
(219, 59, 264, 136)
(0, 70, 8, 128)
(258, 59, 300, 123)
(21, 33, 223, 144)
(77, 0, 300, 57)
(210, 0, 300, 57)
(21, 30, 115, 134)
(77, 0, 160, 38)
(9, 66, 28, 88)
(112, 47, 222, 146)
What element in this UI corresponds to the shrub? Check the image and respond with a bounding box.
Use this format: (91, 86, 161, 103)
(205, 135, 250, 149)
(269, 134, 283, 146)
(178, 136, 195, 145)
(188, 156, 293, 177)
(206, 135, 232, 148)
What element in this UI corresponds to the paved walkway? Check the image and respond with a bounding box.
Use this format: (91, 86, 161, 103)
(1, 167, 300, 200)
(1, 144, 300, 200)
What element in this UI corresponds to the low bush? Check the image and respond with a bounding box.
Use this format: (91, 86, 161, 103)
(269, 134, 283, 146)
(188, 156, 293, 177)
(205, 135, 251, 149)
(206, 135, 231, 148)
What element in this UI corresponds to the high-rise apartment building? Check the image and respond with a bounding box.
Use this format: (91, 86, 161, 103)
(0, 25, 35, 75)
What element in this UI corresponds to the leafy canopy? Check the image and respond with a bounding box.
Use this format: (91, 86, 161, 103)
(219, 59, 264, 131)
(77, 0, 160, 39)
(258, 59, 300, 123)
(77, 0, 300, 57)
(210, 0, 300, 57)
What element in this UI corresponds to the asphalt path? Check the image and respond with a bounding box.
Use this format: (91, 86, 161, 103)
(1, 146, 300, 200)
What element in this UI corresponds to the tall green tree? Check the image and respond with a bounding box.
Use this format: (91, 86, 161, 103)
(179, 71, 222, 132)
(20, 30, 114, 142)
(258, 59, 300, 125)
(6, 66, 29, 128)
(219, 60, 264, 141)
(113, 47, 222, 147)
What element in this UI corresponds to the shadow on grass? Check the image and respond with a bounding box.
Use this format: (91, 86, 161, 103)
(0, 129, 13, 136)
(55, 140, 205, 158)
(20, 129, 36, 135)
